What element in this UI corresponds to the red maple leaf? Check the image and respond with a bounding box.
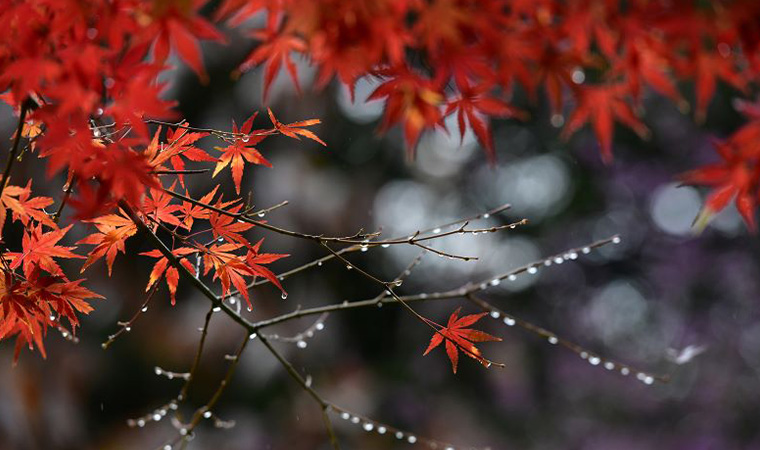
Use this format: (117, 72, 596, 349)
(244, 238, 288, 295)
(77, 212, 138, 275)
(267, 109, 326, 146)
(368, 67, 443, 155)
(8, 225, 84, 279)
(140, 247, 197, 305)
(562, 84, 650, 163)
(213, 113, 272, 194)
(0, 181, 55, 235)
(208, 202, 255, 246)
(240, 26, 307, 102)
(680, 139, 760, 231)
(201, 243, 258, 310)
(423, 307, 501, 373)
(445, 80, 527, 162)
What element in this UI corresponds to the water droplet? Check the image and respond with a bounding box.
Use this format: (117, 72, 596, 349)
(96, 107, 104, 116)
(580, 351, 589, 360)
(257, 212, 265, 217)
(589, 356, 601, 365)
(217, 236, 224, 243)
(508, 274, 517, 281)
(419, 293, 428, 299)
(247, 306, 253, 312)
(544, 260, 552, 266)
(433, 228, 441, 234)
(93, 129, 101, 138)
(395, 432, 404, 440)
(604, 362, 615, 370)
(154, 367, 162, 375)
(479, 283, 488, 290)
(125, 326, 131, 332)
(568, 252, 578, 260)
(213, 307, 221, 312)
(317, 261, 323, 266)
(551, 113, 564, 127)
(571, 67, 585, 84)
(644, 376, 654, 385)
(340, 412, 350, 420)
(346, 265, 353, 270)
(553, 257, 564, 264)
(407, 435, 417, 444)
(86, 27, 98, 39)
(527, 266, 538, 274)
(376, 301, 383, 308)
(141, 306, 148, 313)
(350, 416, 360, 424)
(394, 280, 403, 287)
(377, 426, 386, 434)
(179, 428, 187, 435)
(581, 247, 591, 254)
(316, 322, 325, 331)
(620, 367, 630, 376)
(101, 343, 107, 349)
(490, 311, 500, 319)
(612, 236, 621, 244)
(296, 340, 307, 349)
(249, 333, 257, 340)
(203, 411, 212, 419)
(483, 213, 490, 219)
(164, 445, 172, 450)
(381, 244, 390, 248)
(548, 336, 558, 345)
(363, 422, 374, 431)
(229, 297, 237, 304)
(153, 413, 161, 421)
(490, 278, 501, 286)
(503, 317, 515, 326)
(360, 247, 368, 252)
(137, 419, 145, 427)
(281, 292, 288, 300)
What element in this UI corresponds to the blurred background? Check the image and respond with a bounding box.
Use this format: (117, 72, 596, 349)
(1, 17, 760, 450)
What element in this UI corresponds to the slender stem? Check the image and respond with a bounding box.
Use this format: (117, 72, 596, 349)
(52, 177, 75, 223)
(258, 334, 340, 450)
(178, 304, 216, 402)
(182, 334, 249, 441)
(0, 101, 30, 197)
(162, 188, 377, 243)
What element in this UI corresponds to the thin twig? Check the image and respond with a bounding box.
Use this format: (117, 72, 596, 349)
(0, 100, 30, 197)
(465, 293, 669, 384)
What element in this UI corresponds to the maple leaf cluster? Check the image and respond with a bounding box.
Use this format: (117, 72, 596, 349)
(2, 0, 760, 366)
(0, 108, 311, 362)
(0, 0, 329, 361)
(218, 0, 760, 227)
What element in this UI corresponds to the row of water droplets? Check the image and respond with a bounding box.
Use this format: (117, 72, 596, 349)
(336, 410, 457, 449)
(477, 236, 656, 385)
